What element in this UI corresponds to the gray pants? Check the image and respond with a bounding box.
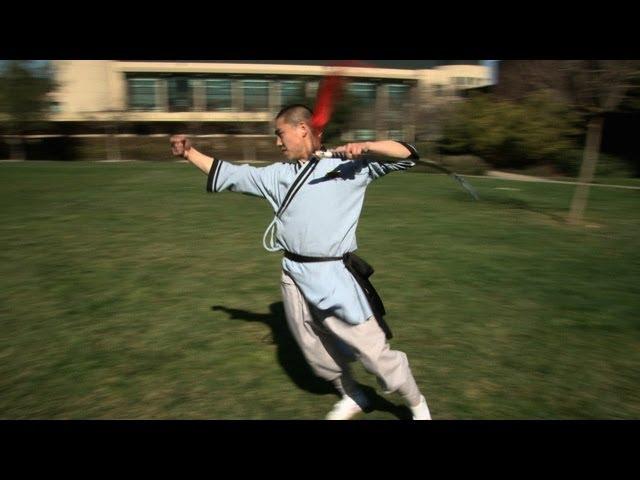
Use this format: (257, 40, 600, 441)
(280, 271, 422, 406)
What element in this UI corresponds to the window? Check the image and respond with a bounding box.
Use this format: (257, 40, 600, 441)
(128, 78, 158, 111)
(242, 79, 270, 111)
(348, 82, 376, 106)
(281, 80, 305, 107)
(388, 130, 404, 141)
(353, 129, 376, 141)
(205, 79, 232, 111)
(168, 77, 194, 112)
(388, 84, 409, 108)
(306, 81, 318, 102)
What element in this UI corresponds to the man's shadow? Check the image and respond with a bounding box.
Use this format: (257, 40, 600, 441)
(211, 302, 411, 419)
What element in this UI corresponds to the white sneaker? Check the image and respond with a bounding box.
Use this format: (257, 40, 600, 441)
(410, 395, 432, 420)
(325, 394, 369, 420)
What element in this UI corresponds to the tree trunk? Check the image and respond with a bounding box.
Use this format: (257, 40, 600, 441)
(8, 136, 26, 160)
(242, 124, 255, 162)
(243, 138, 256, 162)
(104, 124, 121, 161)
(567, 116, 604, 224)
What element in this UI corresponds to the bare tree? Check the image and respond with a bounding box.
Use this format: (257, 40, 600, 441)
(562, 61, 640, 224)
(495, 60, 640, 224)
(103, 109, 123, 161)
(494, 60, 568, 103)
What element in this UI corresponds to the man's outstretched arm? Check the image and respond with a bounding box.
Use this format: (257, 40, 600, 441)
(170, 134, 215, 175)
(170, 134, 282, 205)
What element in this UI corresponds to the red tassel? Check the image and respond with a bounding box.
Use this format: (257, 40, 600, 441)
(310, 62, 375, 132)
(310, 74, 345, 132)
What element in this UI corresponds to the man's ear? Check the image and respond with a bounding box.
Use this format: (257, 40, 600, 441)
(299, 122, 309, 137)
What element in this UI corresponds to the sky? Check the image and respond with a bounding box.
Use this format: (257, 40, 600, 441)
(480, 60, 500, 83)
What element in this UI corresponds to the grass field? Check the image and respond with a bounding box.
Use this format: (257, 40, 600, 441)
(1, 161, 639, 419)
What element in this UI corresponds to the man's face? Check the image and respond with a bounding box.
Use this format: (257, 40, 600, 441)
(275, 118, 307, 161)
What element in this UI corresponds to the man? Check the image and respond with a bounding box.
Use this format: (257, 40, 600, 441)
(170, 104, 431, 420)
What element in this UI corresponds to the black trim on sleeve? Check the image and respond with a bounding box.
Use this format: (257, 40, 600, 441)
(206, 158, 221, 193)
(395, 141, 419, 160)
(213, 159, 223, 192)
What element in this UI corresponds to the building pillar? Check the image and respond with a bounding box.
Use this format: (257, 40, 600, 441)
(232, 79, 243, 112)
(270, 80, 280, 115)
(158, 78, 168, 112)
(375, 83, 388, 139)
(193, 79, 205, 111)
(405, 83, 417, 143)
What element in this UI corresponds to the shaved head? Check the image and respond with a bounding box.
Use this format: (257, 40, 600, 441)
(275, 104, 313, 126)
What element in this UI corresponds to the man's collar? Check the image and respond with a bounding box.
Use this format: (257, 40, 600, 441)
(297, 146, 324, 166)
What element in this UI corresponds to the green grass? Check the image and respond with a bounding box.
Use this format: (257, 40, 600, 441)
(1, 161, 639, 419)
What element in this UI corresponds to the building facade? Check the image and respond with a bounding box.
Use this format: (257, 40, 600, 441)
(50, 61, 492, 142)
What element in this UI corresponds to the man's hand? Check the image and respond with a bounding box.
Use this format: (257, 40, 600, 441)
(333, 142, 371, 159)
(170, 134, 192, 159)
(170, 134, 214, 175)
(334, 141, 414, 159)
